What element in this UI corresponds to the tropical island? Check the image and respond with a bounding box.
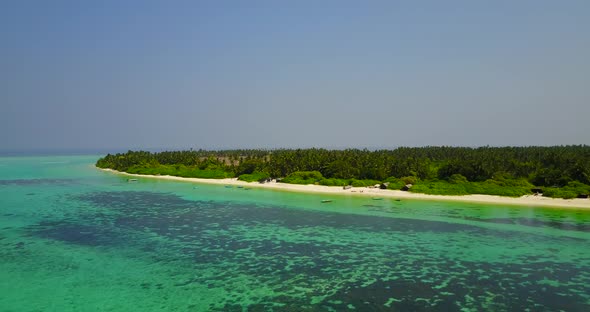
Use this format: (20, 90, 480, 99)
(96, 146, 590, 204)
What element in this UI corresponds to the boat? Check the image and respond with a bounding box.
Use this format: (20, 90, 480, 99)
(237, 186, 244, 189)
(372, 197, 383, 200)
(225, 185, 233, 188)
(127, 178, 138, 182)
(321, 200, 332, 203)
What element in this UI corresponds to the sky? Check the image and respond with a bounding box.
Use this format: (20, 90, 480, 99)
(1, 1, 589, 152)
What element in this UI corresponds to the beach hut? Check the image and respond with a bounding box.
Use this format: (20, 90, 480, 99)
(343, 185, 352, 190)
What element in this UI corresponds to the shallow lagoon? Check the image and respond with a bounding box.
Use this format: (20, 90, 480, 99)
(1, 156, 589, 311)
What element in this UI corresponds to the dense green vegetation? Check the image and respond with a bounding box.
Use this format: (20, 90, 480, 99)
(542, 182, 590, 199)
(280, 171, 381, 187)
(125, 164, 233, 179)
(238, 172, 270, 182)
(96, 146, 590, 199)
(409, 176, 534, 197)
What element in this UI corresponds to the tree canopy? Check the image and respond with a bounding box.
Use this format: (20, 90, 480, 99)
(96, 146, 590, 199)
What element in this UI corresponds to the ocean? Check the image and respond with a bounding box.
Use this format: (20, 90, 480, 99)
(1, 155, 589, 311)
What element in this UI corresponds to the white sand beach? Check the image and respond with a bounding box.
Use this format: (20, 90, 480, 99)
(99, 168, 590, 209)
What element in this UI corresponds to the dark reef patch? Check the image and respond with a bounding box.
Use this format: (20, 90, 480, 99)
(0, 178, 79, 186)
(24, 190, 590, 311)
(27, 221, 122, 246)
(461, 217, 590, 233)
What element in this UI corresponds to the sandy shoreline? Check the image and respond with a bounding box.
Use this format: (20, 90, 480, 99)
(98, 168, 590, 209)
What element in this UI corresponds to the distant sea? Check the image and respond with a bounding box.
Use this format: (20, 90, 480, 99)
(1, 155, 589, 311)
(0, 148, 164, 157)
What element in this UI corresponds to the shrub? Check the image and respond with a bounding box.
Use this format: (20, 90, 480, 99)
(383, 177, 405, 190)
(282, 171, 324, 184)
(238, 172, 270, 182)
(408, 179, 533, 197)
(318, 178, 350, 186)
(409, 181, 469, 195)
(127, 164, 233, 179)
(543, 181, 590, 199)
(400, 176, 418, 185)
(448, 174, 468, 184)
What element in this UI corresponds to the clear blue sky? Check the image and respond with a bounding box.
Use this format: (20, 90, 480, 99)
(1, 1, 589, 152)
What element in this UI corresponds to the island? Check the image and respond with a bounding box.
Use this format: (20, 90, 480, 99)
(96, 146, 590, 208)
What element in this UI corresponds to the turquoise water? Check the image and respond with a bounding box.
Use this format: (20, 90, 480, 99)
(1, 156, 590, 311)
